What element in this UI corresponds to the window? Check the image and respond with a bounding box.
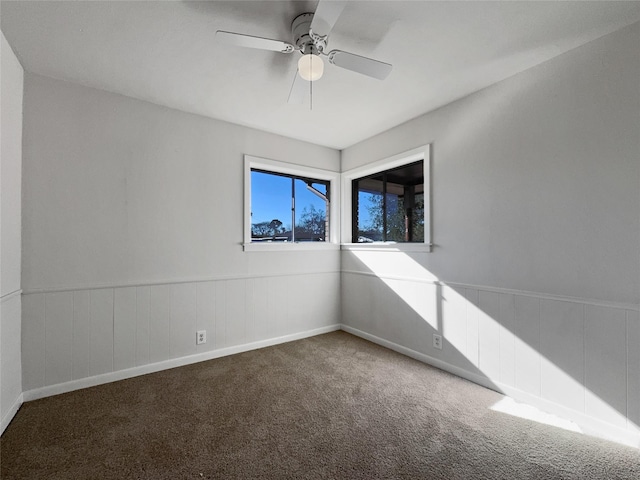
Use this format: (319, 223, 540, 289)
(341, 145, 431, 251)
(352, 160, 424, 243)
(251, 169, 329, 242)
(244, 155, 339, 251)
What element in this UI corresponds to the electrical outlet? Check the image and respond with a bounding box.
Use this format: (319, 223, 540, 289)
(433, 333, 442, 350)
(196, 330, 207, 345)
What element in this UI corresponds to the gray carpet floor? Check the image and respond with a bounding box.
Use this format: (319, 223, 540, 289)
(1, 331, 639, 479)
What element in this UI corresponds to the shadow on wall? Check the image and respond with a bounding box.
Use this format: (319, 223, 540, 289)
(341, 249, 638, 444)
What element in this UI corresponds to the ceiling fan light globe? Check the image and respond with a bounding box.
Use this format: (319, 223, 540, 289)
(298, 54, 324, 81)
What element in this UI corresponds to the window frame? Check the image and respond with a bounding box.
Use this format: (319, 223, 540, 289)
(243, 155, 340, 252)
(340, 145, 432, 252)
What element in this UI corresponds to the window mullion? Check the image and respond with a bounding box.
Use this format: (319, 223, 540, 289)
(352, 180, 359, 242)
(382, 173, 387, 242)
(291, 177, 296, 243)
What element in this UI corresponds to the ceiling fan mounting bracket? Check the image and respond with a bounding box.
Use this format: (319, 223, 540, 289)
(292, 13, 327, 54)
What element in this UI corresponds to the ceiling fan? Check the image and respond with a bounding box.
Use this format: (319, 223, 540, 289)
(216, 1, 392, 104)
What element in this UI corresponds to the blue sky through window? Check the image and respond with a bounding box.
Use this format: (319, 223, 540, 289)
(358, 191, 378, 234)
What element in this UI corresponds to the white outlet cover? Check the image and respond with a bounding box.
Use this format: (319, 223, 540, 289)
(196, 330, 207, 345)
(433, 334, 442, 350)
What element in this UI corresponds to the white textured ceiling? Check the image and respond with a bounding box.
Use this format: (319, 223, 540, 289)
(2, 1, 640, 149)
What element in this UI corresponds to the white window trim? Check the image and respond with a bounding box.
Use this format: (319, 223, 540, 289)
(243, 155, 341, 252)
(340, 145, 432, 252)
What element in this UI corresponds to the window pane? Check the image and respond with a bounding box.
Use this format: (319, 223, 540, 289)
(294, 178, 327, 242)
(251, 170, 292, 241)
(357, 188, 383, 242)
(412, 192, 425, 242)
(250, 169, 330, 243)
(385, 191, 406, 242)
(352, 160, 424, 243)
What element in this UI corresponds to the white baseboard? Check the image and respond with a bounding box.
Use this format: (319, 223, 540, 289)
(341, 324, 640, 449)
(340, 324, 497, 389)
(23, 324, 341, 403)
(495, 382, 640, 448)
(1, 393, 24, 435)
(17, 322, 640, 449)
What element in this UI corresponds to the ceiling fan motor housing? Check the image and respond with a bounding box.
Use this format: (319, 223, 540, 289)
(292, 13, 326, 55)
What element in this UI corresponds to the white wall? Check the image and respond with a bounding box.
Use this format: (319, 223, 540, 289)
(21, 74, 341, 398)
(341, 23, 640, 446)
(1, 31, 24, 433)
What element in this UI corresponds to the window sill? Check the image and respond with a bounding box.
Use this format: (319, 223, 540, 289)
(243, 242, 340, 252)
(340, 242, 432, 253)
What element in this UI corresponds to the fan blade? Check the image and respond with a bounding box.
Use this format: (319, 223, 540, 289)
(327, 50, 392, 80)
(216, 31, 294, 53)
(310, 0, 346, 37)
(288, 71, 308, 104)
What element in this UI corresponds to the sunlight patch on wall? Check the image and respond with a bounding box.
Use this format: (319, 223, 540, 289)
(440, 285, 476, 364)
(350, 250, 437, 282)
(491, 397, 582, 434)
(346, 249, 634, 446)
(351, 250, 438, 329)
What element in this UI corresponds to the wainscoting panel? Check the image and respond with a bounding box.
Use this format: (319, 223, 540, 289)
(628, 310, 640, 430)
(498, 293, 516, 386)
(214, 281, 227, 350)
(114, 287, 137, 372)
(584, 305, 627, 428)
(225, 279, 246, 348)
(149, 284, 170, 363)
(89, 289, 114, 377)
(72, 291, 90, 379)
(44, 292, 73, 386)
(538, 299, 585, 413)
(341, 269, 640, 446)
(22, 272, 341, 397)
(22, 293, 45, 391)
(478, 290, 501, 381)
(513, 295, 541, 396)
(441, 285, 468, 366)
(196, 282, 216, 353)
(269, 276, 289, 339)
(464, 288, 480, 368)
(440, 285, 460, 347)
(170, 283, 197, 360)
(135, 286, 151, 367)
